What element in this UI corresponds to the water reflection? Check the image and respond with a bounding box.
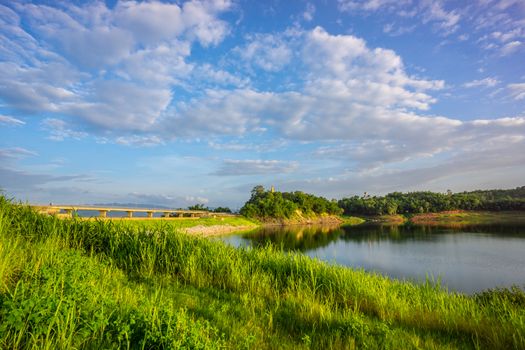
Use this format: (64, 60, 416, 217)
(236, 224, 344, 251)
(220, 222, 525, 293)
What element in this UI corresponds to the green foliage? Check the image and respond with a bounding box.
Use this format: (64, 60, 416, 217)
(212, 206, 232, 213)
(338, 186, 525, 216)
(240, 186, 342, 219)
(1, 197, 525, 349)
(187, 203, 208, 211)
(186, 204, 231, 213)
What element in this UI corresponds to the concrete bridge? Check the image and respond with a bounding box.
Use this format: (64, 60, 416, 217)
(31, 205, 236, 219)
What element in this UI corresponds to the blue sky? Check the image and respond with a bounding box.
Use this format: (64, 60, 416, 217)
(1, 0, 524, 209)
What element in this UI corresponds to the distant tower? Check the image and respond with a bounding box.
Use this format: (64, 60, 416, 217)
(271, 186, 275, 193)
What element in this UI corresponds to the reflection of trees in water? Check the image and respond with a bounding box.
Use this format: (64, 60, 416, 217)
(339, 223, 525, 243)
(241, 225, 344, 251)
(242, 223, 525, 249)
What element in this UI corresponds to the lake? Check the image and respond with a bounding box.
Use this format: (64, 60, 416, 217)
(219, 223, 525, 294)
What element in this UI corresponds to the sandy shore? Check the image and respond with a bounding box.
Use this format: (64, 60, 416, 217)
(184, 224, 256, 237)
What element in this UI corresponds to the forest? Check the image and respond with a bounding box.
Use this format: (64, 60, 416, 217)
(240, 186, 342, 219)
(338, 186, 525, 216)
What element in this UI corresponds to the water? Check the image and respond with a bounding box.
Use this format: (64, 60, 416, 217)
(220, 223, 525, 293)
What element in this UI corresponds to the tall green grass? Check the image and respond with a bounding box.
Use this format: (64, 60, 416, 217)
(1, 196, 524, 349)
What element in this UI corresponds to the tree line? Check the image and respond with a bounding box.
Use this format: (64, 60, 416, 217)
(187, 204, 232, 213)
(338, 186, 525, 216)
(240, 186, 342, 219)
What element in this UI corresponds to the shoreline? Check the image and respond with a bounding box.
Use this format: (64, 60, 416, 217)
(184, 224, 257, 237)
(353, 210, 525, 226)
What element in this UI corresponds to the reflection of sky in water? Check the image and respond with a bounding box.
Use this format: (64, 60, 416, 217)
(220, 225, 525, 294)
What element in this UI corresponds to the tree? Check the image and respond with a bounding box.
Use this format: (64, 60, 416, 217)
(188, 204, 208, 211)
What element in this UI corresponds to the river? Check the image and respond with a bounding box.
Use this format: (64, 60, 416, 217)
(219, 223, 525, 294)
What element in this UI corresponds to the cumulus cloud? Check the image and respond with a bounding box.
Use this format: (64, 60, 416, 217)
(235, 33, 293, 72)
(214, 159, 299, 176)
(168, 27, 445, 142)
(1, 1, 523, 200)
(0, 0, 232, 132)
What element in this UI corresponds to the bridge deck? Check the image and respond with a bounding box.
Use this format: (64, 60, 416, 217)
(31, 205, 236, 218)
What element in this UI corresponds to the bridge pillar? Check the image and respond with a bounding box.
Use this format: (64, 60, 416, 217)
(64, 209, 73, 217)
(163, 212, 171, 218)
(178, 213, 184, 218)
(127, 211, 133, 218)
(190, 213, 195, 218)
(147, 211, 153, 218)
(99, 210, 108, 218)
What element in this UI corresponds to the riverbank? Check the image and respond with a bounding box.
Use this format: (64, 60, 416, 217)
(409, 210, 525, 225)
(184, 224, 256, 236)
(259, 214, 345, 226)
(78, 215, 259, 236)
(355, 210, 525, 226)
(2, 199, 525, 349)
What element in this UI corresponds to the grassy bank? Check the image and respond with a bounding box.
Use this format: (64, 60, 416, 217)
(111, 216, 258, 236)
(1, 198, 525, 349)
(85, 215, 257, 229)
(409, 210, 525, 225)
(353, 211, 525, 226)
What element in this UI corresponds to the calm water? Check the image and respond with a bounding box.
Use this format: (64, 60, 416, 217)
(220, 223, 525, 293)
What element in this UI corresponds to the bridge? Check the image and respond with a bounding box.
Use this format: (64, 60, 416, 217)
(31, 205, 236, 219)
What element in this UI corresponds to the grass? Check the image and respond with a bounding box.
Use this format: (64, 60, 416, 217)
(340, 216, 366, 226)
(409, 211, 525, 225)
(108, 216, 258, 230)
(1, 197, 525, 349)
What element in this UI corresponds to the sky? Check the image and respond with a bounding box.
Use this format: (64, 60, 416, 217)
(0, 0, 524, 209)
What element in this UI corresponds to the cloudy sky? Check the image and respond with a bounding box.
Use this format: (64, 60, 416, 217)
(1, 0, 524, 208)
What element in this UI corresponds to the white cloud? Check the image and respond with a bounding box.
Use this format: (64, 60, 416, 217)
(303, 3, 316, 21)
(383, 23, 416, 36)
(339, 0, 524, 53)
(0, 147, 38, 159)
(0, 115, 25, 125)
(156, 27, 524, 182)
(214, 159, 299, 176)
(500, 40, 522, 55)
(338, 0, 404, 12)
(463, 77, 500, 88)
(41, 118, 87, 141)
(193, 64, 249, 87)
(65, 80, 173, 131)
(208, 139, 287, 152)
(0, 0, 232, 133)
(115, 135, 165, 147)
(159, 27, 446, 144)
(420, 0, 460, 34)
(236, 33, 293, 72)
(508, 83, 525, 100)
(338, 0, 460, 35)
